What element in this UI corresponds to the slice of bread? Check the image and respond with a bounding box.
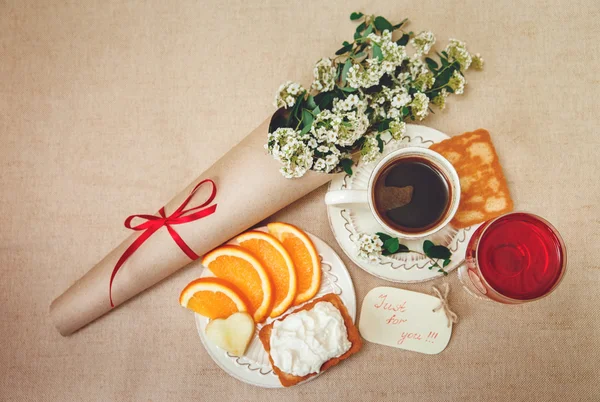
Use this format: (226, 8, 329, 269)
(258, 293, 362, 387)
(429, 128, 514, 228)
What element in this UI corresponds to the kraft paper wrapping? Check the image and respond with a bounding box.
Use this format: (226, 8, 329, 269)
(49, 118, 335, 336)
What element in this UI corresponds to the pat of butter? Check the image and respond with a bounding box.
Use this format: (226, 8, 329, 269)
(269, 301, 351, 376)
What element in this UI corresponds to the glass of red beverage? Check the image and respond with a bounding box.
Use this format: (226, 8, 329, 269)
(458, 212, 566, 303)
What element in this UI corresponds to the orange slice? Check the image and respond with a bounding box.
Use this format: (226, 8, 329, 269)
(267, 222, 321, 305)
(202, 245, 273, 323)
(236, 231, 297, 318)
(179, 277, 249, 319)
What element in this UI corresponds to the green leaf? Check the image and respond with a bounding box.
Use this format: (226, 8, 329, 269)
(440, 58, 449, 67)
(401, 106, 410, 117)
(376, 134, 384, 152)
(384, 237, 400, 253)
(396, 34, 410, 46)
(433, 64, 457, 90)
(355, 21, 366, 33)
(339, 86, 357, 92)
(382, 239, 410, 255)
(376, 232, 392, 242)
(392, 18, 408, 30)
(341, 59, 352, 85)
(396, 244, 410, 253)
(425, 57, 439, 71)
(306, 95, 317, 110)
(377, 119, 391, 132)
(343, 41, 350, 46)
(335, 43, 354, 55)
(312, 105, 321, 114)
(373, 44, 383, 61)
(315, 92, 335, 110)
(350, 12, 364, 20)
(443, 259, 451, 267)
(300, 109, 313, 135)
(289, 93, 304, 121)
(374, 16, 393, 32)
(362, 24, 374, 38)
(423, 240, 434, 253)
(340, 158, 353, 175)
(426, 245, 452, 260)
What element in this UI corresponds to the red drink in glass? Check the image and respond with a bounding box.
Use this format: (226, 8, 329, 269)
(460, 212, 566, 303)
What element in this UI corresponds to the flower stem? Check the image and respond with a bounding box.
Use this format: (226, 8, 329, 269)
(402, 249, 448, 275)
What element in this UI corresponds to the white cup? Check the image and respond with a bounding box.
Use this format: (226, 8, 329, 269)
(325, 147, 461, 239)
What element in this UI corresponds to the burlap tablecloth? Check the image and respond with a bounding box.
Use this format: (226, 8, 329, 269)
(1, 1, 599, 400)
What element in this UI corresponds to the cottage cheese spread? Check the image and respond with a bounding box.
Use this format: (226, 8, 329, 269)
(269, 301, 352, 376)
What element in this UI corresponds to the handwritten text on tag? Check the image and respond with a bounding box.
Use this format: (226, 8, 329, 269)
(358, 287, 453, 354)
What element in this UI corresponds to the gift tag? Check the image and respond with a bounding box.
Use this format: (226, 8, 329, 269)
(358, 287, 453, 354)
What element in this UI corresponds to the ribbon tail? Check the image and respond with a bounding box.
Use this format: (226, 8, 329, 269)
(166, 225, 199, 260)
(109, 227, 159, 307)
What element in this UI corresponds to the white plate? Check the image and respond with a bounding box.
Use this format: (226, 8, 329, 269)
(326, 124, 481, 283)
(195, 226, 357, 388)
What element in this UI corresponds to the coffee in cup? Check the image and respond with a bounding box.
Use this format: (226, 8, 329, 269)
(372, 155, 452, 234)
(325, 147, 461, 239)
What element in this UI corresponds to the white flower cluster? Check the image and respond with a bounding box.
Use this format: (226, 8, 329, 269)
(370, 84, 411, 122)
(410, 92, 430, 121)
(360, 134, 381, 163)
(311, 58, 336, 92)
(347, 59, 383, 89)
(448, 70, 466, 95)
(432, 88, 449, 110)
(378, 30, 408, 74)
(388, 120, 406, 140)
(309, 94, 369, 150)
(266, 127, 314, 178)
(311, 110, 342, 144)
(445, 39, 472, 70)
(332, 94, 370, 146)
(332, 93, 363, 113)
(348, 30, 407, 89)
(408, 56, 435, 92)
(411, 31, 436, 55)
(312, 143, 344, 173)
(356, 233, 383, 262)
(472, 53, 484, 70)
(274, 81, 305, 109)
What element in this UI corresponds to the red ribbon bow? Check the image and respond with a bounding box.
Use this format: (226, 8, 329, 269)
(109, 179, 217, 307)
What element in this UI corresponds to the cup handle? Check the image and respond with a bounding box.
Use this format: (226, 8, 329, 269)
(324, 190, 369, 205)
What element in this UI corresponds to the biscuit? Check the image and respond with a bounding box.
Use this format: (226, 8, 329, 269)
(429, 129, 513, 228)
(258, 293, 362, 387)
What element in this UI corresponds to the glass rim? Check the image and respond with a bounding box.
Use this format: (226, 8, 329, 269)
(473, 211, 567, 303)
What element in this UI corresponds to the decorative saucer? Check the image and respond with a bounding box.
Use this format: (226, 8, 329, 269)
(326, 124, 481, 283)
(193, 227, 357, 388)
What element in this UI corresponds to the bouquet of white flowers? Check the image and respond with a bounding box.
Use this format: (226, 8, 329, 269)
(266, 13, 483, 178)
